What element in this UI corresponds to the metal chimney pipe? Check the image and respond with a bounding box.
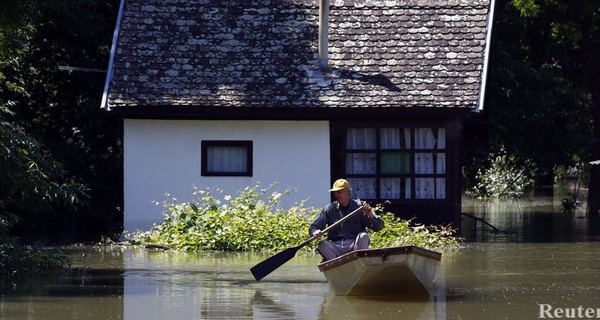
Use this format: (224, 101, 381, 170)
(318, 0, 330, 71)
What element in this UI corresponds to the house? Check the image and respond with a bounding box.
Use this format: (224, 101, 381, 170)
(101, 0, 496, 232)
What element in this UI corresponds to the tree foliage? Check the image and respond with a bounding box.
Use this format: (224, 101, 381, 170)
(0, 0, 122, 242)
(0, 105, 87, 225)
(465, 146, 536, 199)
(465, 1, 600, 207)
(489, 1, 593, 168)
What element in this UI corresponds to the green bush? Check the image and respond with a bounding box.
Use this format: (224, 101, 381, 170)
(132, 184, 318, 252)
(465, 147, 536, 199)
(132, 184, 460, 253)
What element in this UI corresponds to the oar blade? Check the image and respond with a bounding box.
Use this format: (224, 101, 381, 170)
(250, 247, 298, 281)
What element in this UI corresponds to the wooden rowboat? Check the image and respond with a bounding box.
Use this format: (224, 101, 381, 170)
(317, 246, 442, 296)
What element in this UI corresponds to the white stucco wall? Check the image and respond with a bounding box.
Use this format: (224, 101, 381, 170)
(123, 119, 331, 231)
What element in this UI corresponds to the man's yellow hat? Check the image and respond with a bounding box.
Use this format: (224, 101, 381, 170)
(329, 179, 351, 192)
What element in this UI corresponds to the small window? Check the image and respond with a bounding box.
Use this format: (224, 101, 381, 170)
(201, 141, 253, 176)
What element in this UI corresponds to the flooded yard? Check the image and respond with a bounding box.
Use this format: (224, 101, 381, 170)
(2, 202, 600, 319)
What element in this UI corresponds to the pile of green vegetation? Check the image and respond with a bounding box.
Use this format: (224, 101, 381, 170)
(370, 212, 460, 248)
(131, 184, 460, 252)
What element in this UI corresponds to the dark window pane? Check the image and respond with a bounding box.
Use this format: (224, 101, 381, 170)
(380, 151, 411, 175)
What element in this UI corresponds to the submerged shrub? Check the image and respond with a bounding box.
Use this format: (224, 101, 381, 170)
(132, 184, 319, 252)
(132, 184, 460, 252)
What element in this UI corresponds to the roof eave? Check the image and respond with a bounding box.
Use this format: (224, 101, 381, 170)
(100, 0, 126, 111)
(106, 104, 478, 121)
(475, 0, 496, 114)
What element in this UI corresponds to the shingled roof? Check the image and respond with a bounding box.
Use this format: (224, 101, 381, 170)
(102, 0, 493, 113)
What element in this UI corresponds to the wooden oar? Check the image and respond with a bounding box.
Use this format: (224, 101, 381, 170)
(250, 205, 364, 281)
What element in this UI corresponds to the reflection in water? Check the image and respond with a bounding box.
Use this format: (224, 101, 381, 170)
(252, 291, 298, 319)
(318, 293, 445, 320)
(0, 247, 125, 320)
(462, 199, 600, 242)
(2, 203, 600, 319)
(443, 242, 600, 319)
(2, 244, 600, 320)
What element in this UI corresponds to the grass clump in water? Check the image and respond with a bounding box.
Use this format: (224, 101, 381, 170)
(131, 184, 460, 252)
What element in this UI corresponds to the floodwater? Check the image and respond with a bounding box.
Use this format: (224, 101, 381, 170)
(2, 201, 600, 320)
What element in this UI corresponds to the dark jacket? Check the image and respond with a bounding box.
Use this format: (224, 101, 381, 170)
(309, 199, 385, 241)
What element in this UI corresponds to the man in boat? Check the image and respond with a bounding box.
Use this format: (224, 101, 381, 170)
(309, 179, 385, 262)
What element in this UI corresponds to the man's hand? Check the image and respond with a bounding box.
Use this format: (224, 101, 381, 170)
(312, 229, 323, 237)
(361, 201, 378, 218)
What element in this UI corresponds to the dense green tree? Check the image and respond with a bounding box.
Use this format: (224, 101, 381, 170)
(509, 0, 599, 213)
(468, 0, 599, 212)
(0, 104, 86, 240)
(0, 0, 122, 242)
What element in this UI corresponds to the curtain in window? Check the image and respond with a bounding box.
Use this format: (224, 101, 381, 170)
(436, 178, 446, 199)
(347, 128, 377, 175)
(346, 153, 376, 174)
(381, 128, 411, 149)
(436, 153, 446, 174)
(437, 128, 446, 149)
(404, 128, 412, 149)
(380, 128, 399, 149)
(346, 128, 376, 149)
(380, 178, 412, 199)
(415, 128, 435, 177)
(207, 146, 246, 172)
(415, 128, 436, 149)
(380, 178, 401, 199)
(415, 153, 434, 174)
(344, 127, 446, 201)
(415, 178, 434, 199)
(348, 178, 376, 199)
